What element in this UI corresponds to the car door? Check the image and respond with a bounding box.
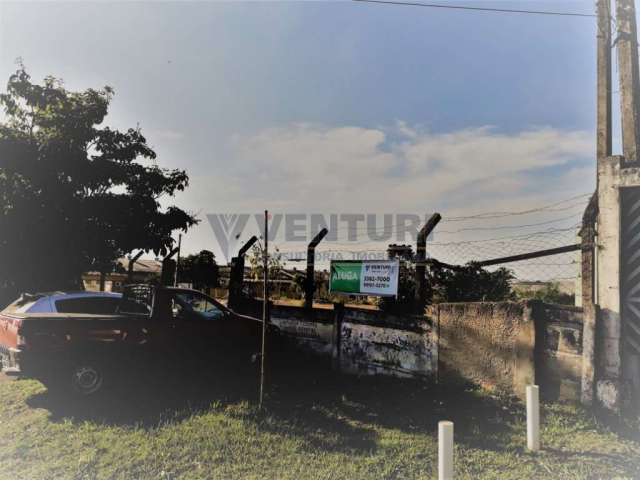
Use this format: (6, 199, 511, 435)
(170, 291, 229, 354)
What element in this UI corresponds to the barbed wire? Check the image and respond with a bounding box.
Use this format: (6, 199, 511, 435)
(274, 193, 590, 283)
(317, 192, 591, 241)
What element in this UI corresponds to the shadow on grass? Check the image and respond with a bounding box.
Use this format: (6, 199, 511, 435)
(24, 349, 524, 454)
(266, 351, 524, 453)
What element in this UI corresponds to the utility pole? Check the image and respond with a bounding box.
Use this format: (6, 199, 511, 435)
(259, 210, 269, 410)
(582, 0, 613, 406)
(616, 0, 640, 165)
(598, 0, 613, 162)
(173, 233, 182, 287)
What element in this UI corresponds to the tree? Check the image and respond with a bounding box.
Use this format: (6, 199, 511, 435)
(178, 250, 219, 291)
(515, 282, 574, 305)
(379, 248, 417, 313)
(0, 64, 196, 301)
(430, 263, 515, 303)
(247, 243, 283, 280)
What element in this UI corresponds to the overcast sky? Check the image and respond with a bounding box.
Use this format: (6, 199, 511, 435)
(0, 1, 611, 272)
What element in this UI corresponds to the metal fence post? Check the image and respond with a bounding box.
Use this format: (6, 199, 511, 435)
(305, 228, 329, 310)
(228, 236, 258, 310)
(415, 214, 441, 309)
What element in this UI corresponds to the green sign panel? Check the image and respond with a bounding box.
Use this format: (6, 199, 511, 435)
(329, 260, 399, 297)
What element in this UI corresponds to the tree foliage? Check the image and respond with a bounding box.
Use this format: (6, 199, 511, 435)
(0, 65, 196, 299)
(247, 243, 283, 280)
(515, 282, 574, 305)
(379, 259, 515, 313)
(178, 250, 219, 291)
(379, 249, 417, 313)
(430, 263, 515, 303)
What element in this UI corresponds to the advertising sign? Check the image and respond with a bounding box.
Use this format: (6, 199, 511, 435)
(329, 260, 399, 297)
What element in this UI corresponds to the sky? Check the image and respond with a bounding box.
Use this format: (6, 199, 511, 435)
(0, 1, 612, 277)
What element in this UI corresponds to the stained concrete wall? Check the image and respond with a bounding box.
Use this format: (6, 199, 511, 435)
(339, 308, 437, 378)
(268, 301, 582, 400)
(428, 302, 535, 398)
(535, 303, 584, 401)
(428, 301, 584, 400)
(269, 305, 335, 357)
(596, 156, 624, 410)
(269, 304, 437, 379)
(594, 156, 640, 411)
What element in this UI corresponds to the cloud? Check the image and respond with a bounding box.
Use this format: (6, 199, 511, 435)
(211, 122, 593, 212)
(147, 129, 185, 141)
(177, 122, 594, 268)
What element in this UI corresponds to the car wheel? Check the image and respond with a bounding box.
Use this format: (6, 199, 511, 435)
(70, 364, 104, 395)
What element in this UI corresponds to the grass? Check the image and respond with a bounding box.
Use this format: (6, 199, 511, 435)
(0, 354, 639, 480)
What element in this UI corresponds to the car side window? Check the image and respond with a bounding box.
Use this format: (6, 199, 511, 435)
(174, 292, 224, 320)
(55, 297, 121, 314)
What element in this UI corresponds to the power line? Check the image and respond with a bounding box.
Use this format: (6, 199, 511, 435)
(324, 209, 583, 243)
(428, 226, 578, 246)
(330, 205, 584, 239)
(435, 212, 582, 234)
(352, 0, 596, 18)
(313, 193, 591, 242)
(279, 225, 577, 251)
(443, 193, 591, 221)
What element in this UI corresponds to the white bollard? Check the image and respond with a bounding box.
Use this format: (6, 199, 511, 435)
(438, 420, 454, 480)
(526, 385, 540, 452)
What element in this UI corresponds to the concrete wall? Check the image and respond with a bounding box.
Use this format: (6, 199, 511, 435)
(269, 304, 437, 379)
(429, 302, 535, 398)
(339, 308, 437, 378)
(269, 304, 335, 356)
(535, 303, 584, 401)
(267, 301, 583, 401)
(596, 156, 624, 410)
(429, 301, 584, 401)
(594, 156, 640, 411)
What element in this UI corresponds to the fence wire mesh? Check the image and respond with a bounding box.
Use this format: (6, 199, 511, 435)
(278, 194, 589, 284)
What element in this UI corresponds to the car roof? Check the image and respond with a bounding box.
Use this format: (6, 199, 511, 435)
(4, 291, 122, 314)
(44, 291, 122, 302)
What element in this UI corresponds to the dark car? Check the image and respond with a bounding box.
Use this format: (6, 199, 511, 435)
(0, 285, 271, 395)
(4, 291, 122, 315)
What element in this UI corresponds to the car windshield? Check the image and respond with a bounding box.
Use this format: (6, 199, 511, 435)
(55, 297, 121, 315)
